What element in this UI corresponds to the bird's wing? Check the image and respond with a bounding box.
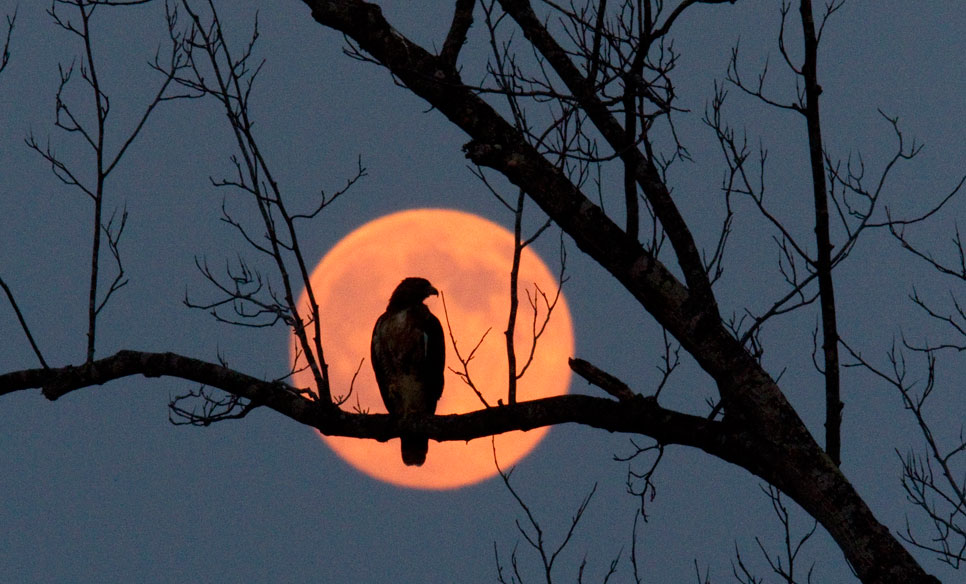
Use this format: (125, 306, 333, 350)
(370, 311, 396, 411)
(422, 311, 445, 405)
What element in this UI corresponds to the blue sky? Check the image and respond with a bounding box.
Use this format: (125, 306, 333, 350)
(1, 1, 965, 582)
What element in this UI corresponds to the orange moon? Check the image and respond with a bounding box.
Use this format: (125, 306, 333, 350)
(289, 209, 574, 489)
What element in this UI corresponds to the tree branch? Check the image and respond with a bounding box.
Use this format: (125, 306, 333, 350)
(440, 0, 475, 68)
(0, 7, 15, 78)
(569, 357, 636, 402)
(0, 349, 725, 452)
(799, 0, 842, 467)
(0, 277, 48, 369)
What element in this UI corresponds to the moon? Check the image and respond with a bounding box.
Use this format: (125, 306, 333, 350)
(289, 209, 574, 490)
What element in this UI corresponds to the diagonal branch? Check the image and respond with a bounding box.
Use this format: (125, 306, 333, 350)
(0, 8, 15, 77)
(568, 357, 636, 402)
(440, 0, 475, 68)
(0, 277, 49, 369)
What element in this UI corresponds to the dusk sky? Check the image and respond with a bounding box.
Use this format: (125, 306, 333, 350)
(2, 1, 964, 582)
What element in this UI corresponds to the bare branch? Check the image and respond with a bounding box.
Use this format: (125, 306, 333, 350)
(440, 0, 475, 68)
(0, 7, 16, 78)
(732, 485, 818, 584)
(493, 440, 600, 583)
(727, 41, 801, 113)
(167, 0, 364, 402)
(568, 357, 636, 402)
(842, 338, 966, 568)
(440, 291, 493, 408)
(30, 0, 191, 363)
(615, 438, 666, 521)
(169, 384, 258, 426)
(0, 277, 49, 369)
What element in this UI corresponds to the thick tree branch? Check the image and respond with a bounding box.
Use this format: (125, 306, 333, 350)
(0, 349, 725, 452)
(440, 0, 475, 68)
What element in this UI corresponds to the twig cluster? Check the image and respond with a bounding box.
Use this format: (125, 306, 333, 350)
(158, 0, 365, 418)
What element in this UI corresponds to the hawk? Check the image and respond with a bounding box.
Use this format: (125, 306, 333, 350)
(371, 277, 445, 466)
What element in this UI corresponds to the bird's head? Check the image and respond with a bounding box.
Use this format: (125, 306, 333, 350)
(386, 277, 439, 310)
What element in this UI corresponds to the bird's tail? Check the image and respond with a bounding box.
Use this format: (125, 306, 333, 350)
(401, 435, 429, 466)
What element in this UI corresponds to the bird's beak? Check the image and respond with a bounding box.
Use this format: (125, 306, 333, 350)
(428, 286, 439, 296)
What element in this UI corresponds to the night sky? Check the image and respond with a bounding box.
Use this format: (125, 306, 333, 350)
(2, 1, 964, 582)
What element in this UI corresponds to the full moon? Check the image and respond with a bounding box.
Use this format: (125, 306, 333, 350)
(289, 209, 574, 489)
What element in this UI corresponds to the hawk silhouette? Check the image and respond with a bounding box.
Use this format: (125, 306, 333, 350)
(371, 277, 445, 466)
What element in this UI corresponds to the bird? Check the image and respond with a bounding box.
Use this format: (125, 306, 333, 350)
(370, 277, 445, 466)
